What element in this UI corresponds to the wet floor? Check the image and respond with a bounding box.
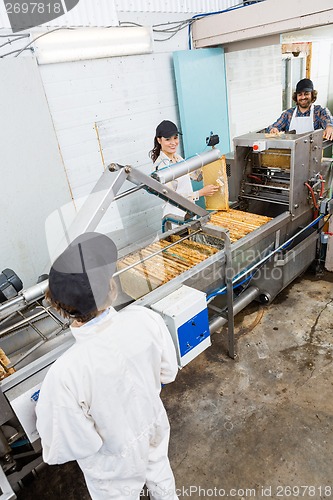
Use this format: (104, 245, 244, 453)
(16, 269, 333, 500)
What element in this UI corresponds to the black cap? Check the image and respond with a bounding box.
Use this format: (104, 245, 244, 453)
(155, 120, 182, 138)
(48, 232, 118, 317)
(296, 78, 314, 93)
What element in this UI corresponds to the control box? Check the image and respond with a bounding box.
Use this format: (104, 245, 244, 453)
(252, 140, 266, 152)
(151, 285, 211, 368)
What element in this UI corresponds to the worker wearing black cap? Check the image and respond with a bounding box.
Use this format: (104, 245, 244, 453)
(267, 78, 333, 139)
(149, 120, 219, 220)
(36, 232, 179, 500)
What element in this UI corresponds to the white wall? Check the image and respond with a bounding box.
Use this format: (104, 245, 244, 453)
(311, 41, 333, 107)
(0, 58, 73, 287)
(37, 12, 194, 253)
(225, 44, 282, 143)
(329, 43, 333, 111)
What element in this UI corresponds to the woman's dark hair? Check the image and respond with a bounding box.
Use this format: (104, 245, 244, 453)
(292, 89, 317, 103)
(149, 136, 161, 163)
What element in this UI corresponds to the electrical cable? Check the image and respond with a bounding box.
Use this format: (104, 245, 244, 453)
(1, 2, 267, 56)
(1, 47, 33, 57)
(0, 33, 30, 37)
(154, 30, 187, 42)
(119, 21, 143, 27)
(161, 217, 188, 233)
(153, 19, 193, 32)
(247, 174, 262, 183)
(188, 2, 249, 49)
(153, 19, 194, 42)
(152, 19, 192, 29)
(119, 5, 250, 45)
(0, 26, 75, 58)
(207, 243, 275, 301)
(317, 212, 332, 232)
(120, 20, 193, 42)
(2, 2, 264, 54)
(206, 270, 255, 301)
(206, 248, 271, 302)
(14, 27, 74, 58)
(305, 182, 319, 218)
(0, 34, 29, 49)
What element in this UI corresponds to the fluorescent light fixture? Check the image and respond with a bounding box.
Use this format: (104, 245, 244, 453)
(32, 27, 153, 64)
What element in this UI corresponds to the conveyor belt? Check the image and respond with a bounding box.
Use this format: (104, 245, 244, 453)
(118, 238, 218, 299)
(210, 209, 272, 242)
(117, 210, 272, 299)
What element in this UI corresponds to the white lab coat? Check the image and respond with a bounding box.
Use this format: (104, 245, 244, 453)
(154, 152, 200, 219)
(35, 305, 179, 500)
(289, 104, 315, 134)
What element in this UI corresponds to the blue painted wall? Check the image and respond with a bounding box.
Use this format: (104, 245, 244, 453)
(173, 47, 230, 158)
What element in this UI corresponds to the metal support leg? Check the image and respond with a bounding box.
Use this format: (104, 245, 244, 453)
(222, 231, 235, 359)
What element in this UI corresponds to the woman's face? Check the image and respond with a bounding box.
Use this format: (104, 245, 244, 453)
(158, 135, 179, 158)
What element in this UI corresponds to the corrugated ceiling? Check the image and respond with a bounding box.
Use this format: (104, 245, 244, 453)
(0, 0, 240, 31)
(0, 0, 119, 30)
(115, 1, 239, 13)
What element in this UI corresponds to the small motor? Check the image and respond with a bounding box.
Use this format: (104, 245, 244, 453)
(206, 133, 220, 147)
(0, 269, 23, 303)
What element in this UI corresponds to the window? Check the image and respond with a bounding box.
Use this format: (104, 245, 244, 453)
(282, 53, 307, 110)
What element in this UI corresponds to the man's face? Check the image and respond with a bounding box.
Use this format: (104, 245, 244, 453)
(297, 91, 312, 110)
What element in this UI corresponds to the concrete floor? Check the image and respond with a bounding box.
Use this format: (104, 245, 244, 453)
(17, 269, 333, 500)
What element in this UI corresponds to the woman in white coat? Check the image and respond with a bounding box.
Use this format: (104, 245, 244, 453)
(149, 120, 219, 220)
(35, 232, 179, 500)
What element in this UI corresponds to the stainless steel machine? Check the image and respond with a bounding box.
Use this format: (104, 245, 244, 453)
(0, 130, 332, 498)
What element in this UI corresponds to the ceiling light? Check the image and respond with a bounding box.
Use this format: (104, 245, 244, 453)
(32, 27, 153, 64)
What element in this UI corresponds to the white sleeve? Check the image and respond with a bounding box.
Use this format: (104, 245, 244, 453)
(36, 369, 102, 465)
(123, 305, 179, 384)
(176, 175, 200, 203)
(190, 168, 203, 183)
(191, 190, 200, 202)
(179, 189, 200, 202)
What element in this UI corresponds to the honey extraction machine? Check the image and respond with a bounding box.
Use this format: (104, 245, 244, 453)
(0, 129, 332, 498)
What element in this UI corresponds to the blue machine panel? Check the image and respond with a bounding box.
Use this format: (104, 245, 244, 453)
(178, 308, 210, 357)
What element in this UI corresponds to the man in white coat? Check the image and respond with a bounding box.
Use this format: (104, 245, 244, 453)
(35, 232, 179, 500)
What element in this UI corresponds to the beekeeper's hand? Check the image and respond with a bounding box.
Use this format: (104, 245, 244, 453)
(199, 185, 219, 197)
